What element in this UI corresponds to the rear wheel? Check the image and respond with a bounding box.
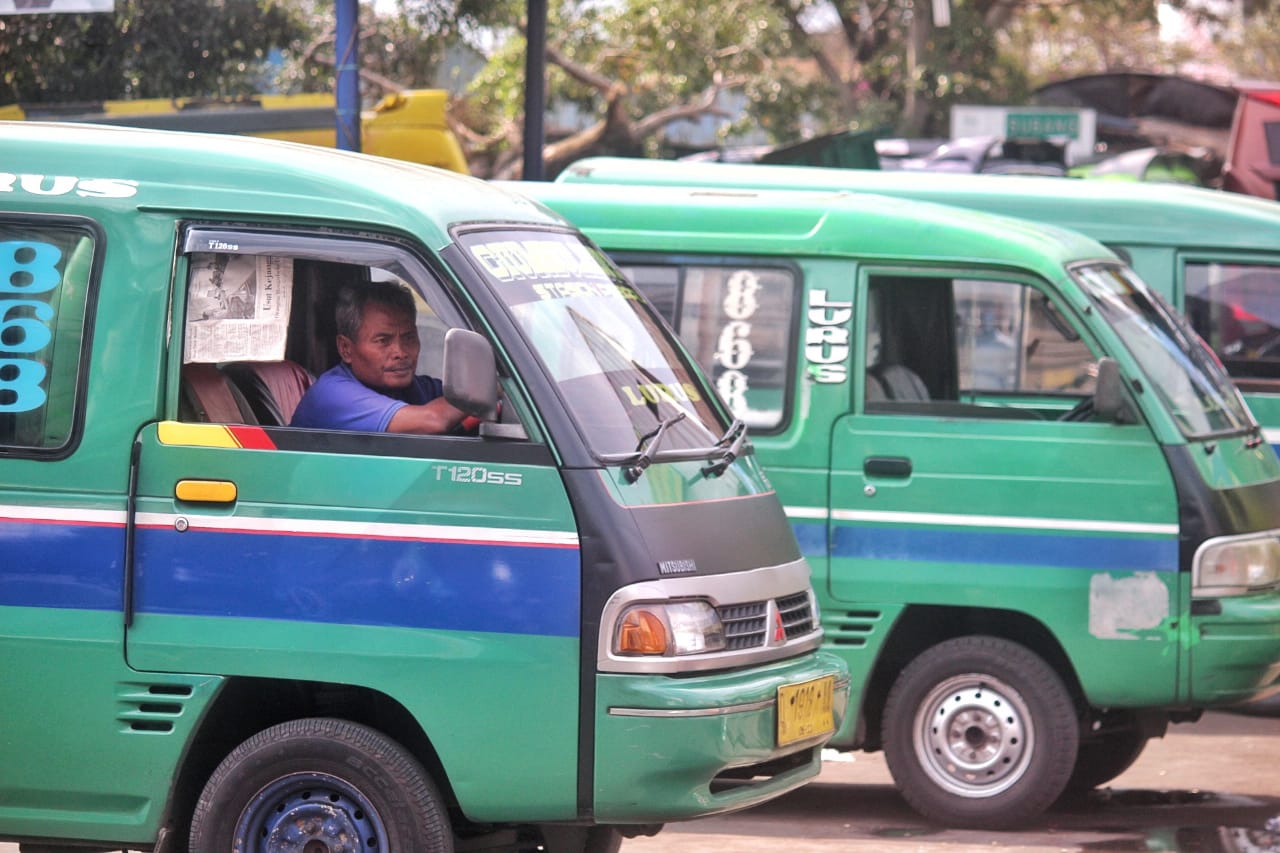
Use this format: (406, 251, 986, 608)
(882, 636, 1079, 828)
(189, 717, 452, 853)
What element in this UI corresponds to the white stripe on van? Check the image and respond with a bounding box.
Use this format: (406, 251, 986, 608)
(0, 504, 580, 548)
(785, 505, 1176, 536)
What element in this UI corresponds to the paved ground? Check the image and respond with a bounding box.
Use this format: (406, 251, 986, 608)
(620, 709, 1280, 852)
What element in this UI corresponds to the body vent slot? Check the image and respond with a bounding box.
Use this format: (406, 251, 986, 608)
(826, 608, 884, 647)
(117, 682, 194, 734)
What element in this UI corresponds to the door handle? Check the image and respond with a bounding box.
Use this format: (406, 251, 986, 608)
(863, 456, 912, 478)
(174, 479, 238, 504)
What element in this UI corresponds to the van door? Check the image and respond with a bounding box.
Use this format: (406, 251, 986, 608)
(830, 271, 1183, 705)
(124, 227, 584, 815)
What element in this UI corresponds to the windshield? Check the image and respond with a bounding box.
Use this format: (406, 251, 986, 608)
(459, 228, 728, 459)
(1073, 263, 1256, 439)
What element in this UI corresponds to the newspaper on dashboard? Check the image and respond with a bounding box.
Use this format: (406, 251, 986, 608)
(184, 254, 294, 363)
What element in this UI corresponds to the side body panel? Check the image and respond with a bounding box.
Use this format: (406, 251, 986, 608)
(127, 422, 583, 822)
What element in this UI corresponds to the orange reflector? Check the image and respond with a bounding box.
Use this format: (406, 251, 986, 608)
(617, 608, 668, 655)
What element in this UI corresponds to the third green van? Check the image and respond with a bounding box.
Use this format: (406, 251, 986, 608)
(557, 156, 1280, 450)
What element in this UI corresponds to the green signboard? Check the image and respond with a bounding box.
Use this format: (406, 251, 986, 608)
(1006, 112, 1080, 139)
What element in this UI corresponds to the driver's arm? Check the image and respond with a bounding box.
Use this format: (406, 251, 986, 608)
(386, 397, 468, 434)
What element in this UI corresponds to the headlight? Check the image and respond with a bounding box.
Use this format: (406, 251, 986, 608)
(614, 600, 726, 656)
(1194, 533, 1280, 597)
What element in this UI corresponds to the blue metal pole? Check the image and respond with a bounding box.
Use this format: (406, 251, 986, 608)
(522, 0, 547, 180)
(335, 0, 361, 152)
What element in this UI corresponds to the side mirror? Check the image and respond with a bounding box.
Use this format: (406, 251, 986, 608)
(442, 328, 499, 420)
(1094, 357, 1136, 424)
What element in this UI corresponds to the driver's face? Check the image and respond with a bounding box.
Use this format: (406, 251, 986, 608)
(338, 302, 421, 391)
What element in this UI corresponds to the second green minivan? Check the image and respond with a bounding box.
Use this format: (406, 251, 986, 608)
(510, 179, 1280, 829)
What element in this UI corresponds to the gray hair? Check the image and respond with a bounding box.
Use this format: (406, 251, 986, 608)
(335, 280, 417, 339)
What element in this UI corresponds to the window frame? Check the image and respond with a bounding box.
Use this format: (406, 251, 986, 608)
(174, 224, 482, 441)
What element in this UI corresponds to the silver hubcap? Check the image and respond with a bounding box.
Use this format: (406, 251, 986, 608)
(913, 673, 1035, 798)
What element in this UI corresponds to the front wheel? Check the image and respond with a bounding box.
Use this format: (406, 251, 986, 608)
(1063, 727, 1148, 794)
(190, 717, 453, 853)
(882, 636, 1079, 829)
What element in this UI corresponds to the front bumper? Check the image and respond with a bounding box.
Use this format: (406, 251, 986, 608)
(592, 650, 849, 822)
(1191, 587, 1280, 705)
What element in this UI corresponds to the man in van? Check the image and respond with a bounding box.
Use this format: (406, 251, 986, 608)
(290, 280, 471, 434)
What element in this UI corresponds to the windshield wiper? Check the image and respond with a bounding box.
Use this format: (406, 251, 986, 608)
(625, 411, 687, 482)
(701, 418, 749, 478)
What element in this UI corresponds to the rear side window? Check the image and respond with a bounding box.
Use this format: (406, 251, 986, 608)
(0, 220, 97, 453)
(617, 262, 797, 431)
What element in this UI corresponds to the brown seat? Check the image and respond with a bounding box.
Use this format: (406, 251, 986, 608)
(222, 360, 316, 426)
(180, 363, 258, 424)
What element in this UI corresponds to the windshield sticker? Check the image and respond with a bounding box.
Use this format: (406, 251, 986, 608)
(621, 381, 703, 407)
(0, 239, 61, 412)
(468, 238, 610, 284)
(805, 289, 853, 384)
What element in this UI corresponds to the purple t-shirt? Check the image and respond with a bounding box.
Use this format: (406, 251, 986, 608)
(290, 363, 444, 432)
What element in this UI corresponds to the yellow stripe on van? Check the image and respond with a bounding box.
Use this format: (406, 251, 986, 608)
(157, 421, 241, 448)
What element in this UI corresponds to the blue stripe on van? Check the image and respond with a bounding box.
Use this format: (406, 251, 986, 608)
(134, 527, 581, 637)
(793, 521, 1178, 572)
(0, 518, 581, 637)
(0, 518, 126, 611)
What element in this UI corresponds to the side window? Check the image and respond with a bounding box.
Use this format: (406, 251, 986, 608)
(867, 275, 1096, 417)
(619, 262, 797, 431)
(177, 232, 465, 433)
(1184, 261, 1280, 388)
(956, 279, 1096, 395)
(0, 220, 97, 452)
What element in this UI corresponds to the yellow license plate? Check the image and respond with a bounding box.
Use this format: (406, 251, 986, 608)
(776, 674, 835, 747)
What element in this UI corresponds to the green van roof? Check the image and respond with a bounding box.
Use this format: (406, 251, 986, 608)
(2, 122, 562, 248)
(557, 156, 1280, 250)
(505, 179, 1117, 278)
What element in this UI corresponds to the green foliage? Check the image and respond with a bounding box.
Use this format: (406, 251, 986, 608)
(0, 0, 310, 104)
(1001, 1, 1189, 88)
(924, 7, 1033, 132)
(1212, 6, 1280, 80)
(465, 0, 832, 153)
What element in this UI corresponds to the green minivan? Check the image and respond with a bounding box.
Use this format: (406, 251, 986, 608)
(0, 124, 849, 853)
(511, 178, 1280, 828)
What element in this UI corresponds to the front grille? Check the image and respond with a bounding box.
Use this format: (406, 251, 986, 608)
(720, 601, 768, 650)
(717, 592, 816, 650)
(777, 592, 815, 639)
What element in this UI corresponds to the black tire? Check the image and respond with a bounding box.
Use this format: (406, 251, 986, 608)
(583, 827, 624, 853)
(882, 636, 1079, 829)
(1063, 727, 1148, 794)
(189, 717, 453, 853)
